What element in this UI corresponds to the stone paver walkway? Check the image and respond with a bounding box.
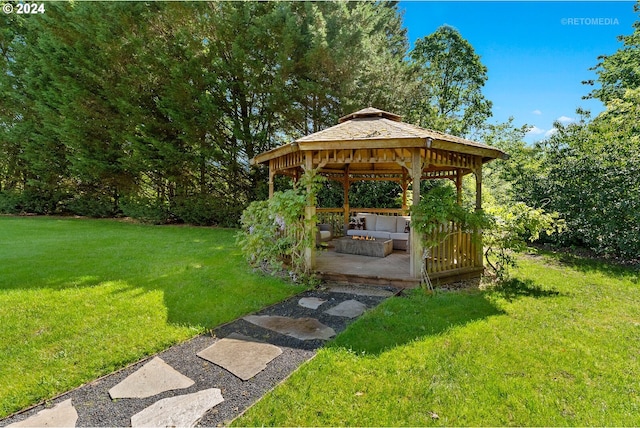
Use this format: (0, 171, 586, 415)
(242, 315, 337, 341)
(196, 333, 282, 381)
(6, 399, 77, 428)
(1, 284, 396, 427)
(130, 388, 224, 428)
(108, 357, 195, 399)
(324, 299, 368, 318)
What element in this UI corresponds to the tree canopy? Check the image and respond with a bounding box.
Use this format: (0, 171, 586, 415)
(408, 25, 492, 136)
(0, 1, 418, 224)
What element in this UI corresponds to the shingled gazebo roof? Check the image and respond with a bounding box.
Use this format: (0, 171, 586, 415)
(252, 107, 507, 170)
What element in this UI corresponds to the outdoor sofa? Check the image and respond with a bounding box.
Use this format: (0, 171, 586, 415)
(346, 213, 410, 251)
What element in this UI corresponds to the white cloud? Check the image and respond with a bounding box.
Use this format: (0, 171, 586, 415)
(532, 109, 542, 115)
(526, 125, 545, 136)
(544, 128, 558, 138)
(557, 115, 574, 124)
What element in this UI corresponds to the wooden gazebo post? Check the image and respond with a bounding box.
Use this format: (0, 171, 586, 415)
(474, 165, 483, 268)
(409, 148, 423, 278)
(304, 153, 316, 271)
(343, 165, 350, 228)
(401, 170, 409, 213)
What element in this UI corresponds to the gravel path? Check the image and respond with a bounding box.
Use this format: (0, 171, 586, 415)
(1, 284, 397, 427)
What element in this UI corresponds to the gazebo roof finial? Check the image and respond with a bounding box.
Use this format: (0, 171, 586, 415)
(338, 107, 402, 124)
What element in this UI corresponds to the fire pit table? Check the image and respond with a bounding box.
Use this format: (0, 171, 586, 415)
(334, 236, 393, 258)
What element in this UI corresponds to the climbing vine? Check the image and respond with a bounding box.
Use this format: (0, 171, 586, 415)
(237, 170, 325, 283)
(410, 185, 565, 281)
(410, 185, 488, 249)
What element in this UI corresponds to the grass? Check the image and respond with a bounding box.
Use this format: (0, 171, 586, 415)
(0, 216, 305, 418)
(235, 250, 640, 426)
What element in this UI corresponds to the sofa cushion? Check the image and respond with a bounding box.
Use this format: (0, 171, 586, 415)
(396, 216, 411, 233)
(319, 231, 331, 240)
(389, 232, 409, 241)
(357, 213, 377, 231)
(368, 230, 392, 239)
(376, 215, 397, 233)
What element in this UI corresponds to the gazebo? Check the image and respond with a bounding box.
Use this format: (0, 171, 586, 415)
(251, 107, 507, 285)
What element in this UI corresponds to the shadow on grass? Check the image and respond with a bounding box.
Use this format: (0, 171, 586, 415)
(533, 248, 639, 283)
(489, 278, 561, 302)
(327, 290, 504, 356)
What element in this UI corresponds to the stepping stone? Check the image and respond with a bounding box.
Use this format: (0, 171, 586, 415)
(324, 300, 367, 318)
(108, 356, 194, 399)
(298, 297, 327, 309)
(8, 399, 78, 427)
(130, 388, 224, 428)
(326, 284, 395, 297)
(197, 333, 282, 381)
(243, 315, 336, 340)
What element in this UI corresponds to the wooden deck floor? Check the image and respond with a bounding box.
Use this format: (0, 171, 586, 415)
(315, 244, 419, 288)
(315, 241, 484, 288)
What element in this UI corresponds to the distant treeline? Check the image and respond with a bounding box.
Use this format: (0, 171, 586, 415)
(2, 1, 490, 225)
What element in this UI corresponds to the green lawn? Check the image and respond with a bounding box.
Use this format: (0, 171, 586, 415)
(0, 216, 304, 418)
(236, 251, 640, 426)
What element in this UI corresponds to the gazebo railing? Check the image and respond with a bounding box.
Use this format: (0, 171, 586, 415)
(316, 208, 482, 277)
(424, 221, 480, 274)
(348, 208, 409, 216)
(317, 207, 410, 238)
(316, 208, 345, 237)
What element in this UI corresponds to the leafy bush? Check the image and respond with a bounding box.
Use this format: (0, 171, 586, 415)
(172, 196, 216, 226)
(64, 193, 115, 218)
(410, 185, 490, 289)
(0, 191, 22, 214)
(172, 195, 244, 227)
(411, 185, 565, 281)
(483, 202, 565, 279)
(120, 196, 170, 224)
(237, 171, 324, 283)
(410, 184, 488, 249)
(349, 181, 403, 209)
(15, 188, 65, 215)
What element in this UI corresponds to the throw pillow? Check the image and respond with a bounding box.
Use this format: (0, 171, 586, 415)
(348, 216, 358, 230)
(404, 220, 410, 233)
(357, 217, 366, 230)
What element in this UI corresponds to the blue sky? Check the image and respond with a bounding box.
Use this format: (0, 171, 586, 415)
(399, 1, 638, 142)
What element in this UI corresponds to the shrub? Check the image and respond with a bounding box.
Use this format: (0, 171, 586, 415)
(171, 195, 243, 227)
(237, 171, 324, 283)
(120, 196, 170, 224)
(0, 191, 22, 214)
(64, 193, 115, 218)
(483, 202, 565, 280)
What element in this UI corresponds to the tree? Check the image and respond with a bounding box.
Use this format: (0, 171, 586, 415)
(0, 8, 73, 213)
(584, 2, 640, 104)
(0, 11, 25, 196)
(0, 1, 414, 224)
(340, 1, 417, 116)
(407, 25, 492, 136)
(520, 3, 640, 259)
(479, 118, 540, 207)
